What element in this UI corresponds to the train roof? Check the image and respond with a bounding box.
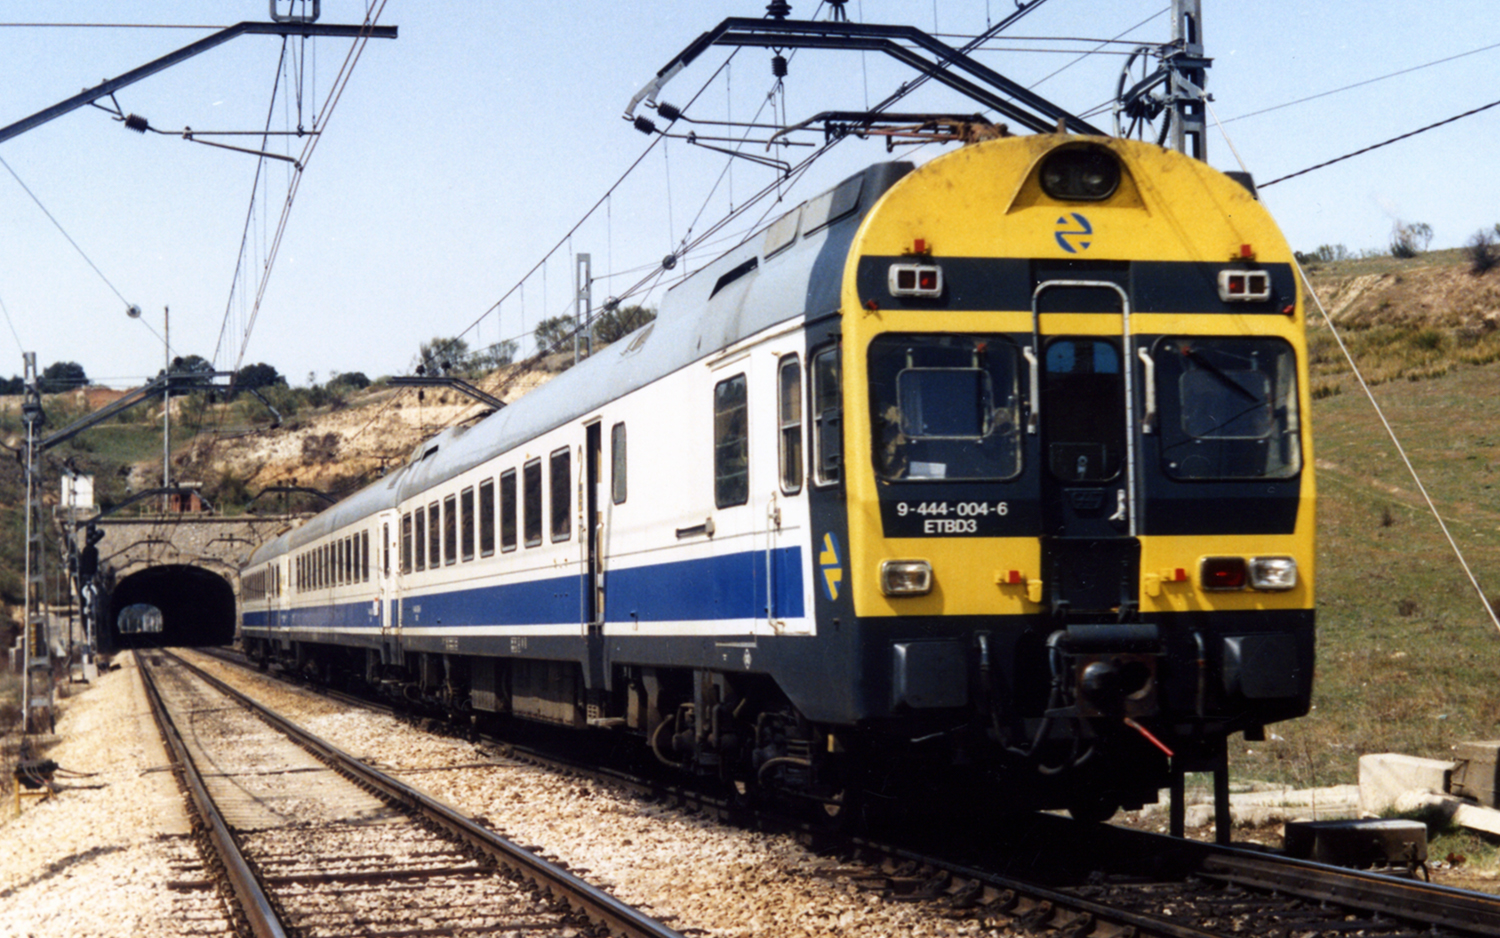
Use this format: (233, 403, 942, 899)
(248, 160, 913, 566)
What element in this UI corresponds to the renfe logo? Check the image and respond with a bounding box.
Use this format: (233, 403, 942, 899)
(819, 532, 843, 602)
(1055, 213, 1093, 254)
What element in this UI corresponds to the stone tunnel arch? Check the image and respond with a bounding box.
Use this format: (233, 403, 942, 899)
(105, 564, 236, 650)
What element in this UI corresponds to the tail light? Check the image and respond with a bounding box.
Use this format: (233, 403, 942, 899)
(1199, 556, 1247, 591)
(888, 264, 943, 298)
(1218, 269, 1271, 302)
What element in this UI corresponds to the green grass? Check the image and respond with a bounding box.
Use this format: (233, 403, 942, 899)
(1234, 358, 1500, 787)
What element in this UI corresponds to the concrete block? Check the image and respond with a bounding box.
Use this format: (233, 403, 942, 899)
(1454, 802, 1500, 837)
(1358, 753, 1456, 815)
(1451, 740, 1500, 807)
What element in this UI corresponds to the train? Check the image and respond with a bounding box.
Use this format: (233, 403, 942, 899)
(241, 131, 1314, 822)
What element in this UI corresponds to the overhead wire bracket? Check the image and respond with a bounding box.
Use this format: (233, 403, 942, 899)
(623, 17, 1102, 137)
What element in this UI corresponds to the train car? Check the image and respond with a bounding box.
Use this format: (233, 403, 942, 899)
(241, 132, 1314, 821)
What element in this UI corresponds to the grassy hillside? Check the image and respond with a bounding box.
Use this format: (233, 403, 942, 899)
(1236, 250, 1500, 787)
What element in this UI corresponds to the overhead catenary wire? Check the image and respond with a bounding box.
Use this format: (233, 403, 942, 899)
(0, 153, 135, 314)
(228, 0, 390, 377)
(1224, 38, 1500, 125)
(1259, 96, 1500, 189)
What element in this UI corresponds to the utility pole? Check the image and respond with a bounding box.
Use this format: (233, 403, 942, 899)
(574, 254, 593, 365)
(21, 353, 53, 735)
(1168, 0, 1208, 161)
(163, 305, 171, 513)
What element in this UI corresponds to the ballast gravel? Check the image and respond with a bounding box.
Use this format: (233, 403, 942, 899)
(2, 650, 1014, 937)
(0, 656, 232, 937)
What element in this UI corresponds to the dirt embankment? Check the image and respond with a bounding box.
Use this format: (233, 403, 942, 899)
(173, 365, 556, 499)
(1306, 253, 1500, 336)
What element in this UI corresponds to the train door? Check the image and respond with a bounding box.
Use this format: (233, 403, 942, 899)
(766, 352, 810, 635)
(582, 422, 605, 689)
(1031, 280, 1140, 616)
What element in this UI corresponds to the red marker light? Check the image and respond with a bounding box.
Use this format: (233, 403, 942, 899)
(1200, 556, 1247, 590)
(914, 238, 927, 254)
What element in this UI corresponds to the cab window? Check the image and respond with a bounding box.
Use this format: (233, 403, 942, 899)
(868, 334, 1022, 481)
(1153, 337, 1301, 480)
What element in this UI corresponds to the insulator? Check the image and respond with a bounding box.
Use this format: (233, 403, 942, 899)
(766, 0, 792, 19)
(662, 253, 678, 271)
(771, 55, 788, 78)
(123, 113, 150, 133)
(657, 102, 682, 122)
(603, 297, 620, 312)
(633, 115, 658, 135)
(827, 0, 848, 21)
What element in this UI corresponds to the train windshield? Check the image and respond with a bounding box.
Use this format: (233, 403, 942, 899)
(1153, 337, 1301, 480)
(868, 333, 1022, 480)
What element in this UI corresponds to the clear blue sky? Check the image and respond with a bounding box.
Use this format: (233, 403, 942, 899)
(2, 1, 1497, 388)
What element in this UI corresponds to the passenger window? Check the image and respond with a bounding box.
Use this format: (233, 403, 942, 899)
(868, 334, 1021, 481)
(1153, 337, 1301, 480)
(778, 355, 803, 493)
(414, 507, 427, 571)
(362, 530, 370, 582)
(551, 447, 572, 542)
(812, 346, 842, 485)
(523, 459, 543, 547)
(501, 469, 518, 551)
(478, 478, 496, 556)
(443, 495, 458, 565)
(429, 501, 442, 567)
(611, 422, 627, 504)
(460, 488, 475, 561)
(714, 374, 749, 508)
(401, 513, 413, 574)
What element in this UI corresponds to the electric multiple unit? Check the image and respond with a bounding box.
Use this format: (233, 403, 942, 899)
(242, 134, 1314, 820)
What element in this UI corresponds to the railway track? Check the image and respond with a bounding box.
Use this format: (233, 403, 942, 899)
(140, 650, 685, 938)
(193, 646, 1500, 938)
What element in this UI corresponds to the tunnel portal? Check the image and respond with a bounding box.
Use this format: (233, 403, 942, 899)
(105, 564, 236, 650)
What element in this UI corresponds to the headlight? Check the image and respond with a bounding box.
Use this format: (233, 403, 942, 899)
(1039, 147, 1120, 201)
(1248, 556, 1298, 591)
(880, 560, 933, 596)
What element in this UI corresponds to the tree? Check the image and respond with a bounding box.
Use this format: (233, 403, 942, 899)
(330, 371, 371, 390)
(592, 304, 656, 344)
(0, 375, 24, 395)
(533, 316, 573, 354)
(467, 339, 519, 371)
(159, 354, 214, 395)
(39, 361, 87, 393)
(415, 335, 471, 376)
(235, 362, 286, 390)
(1390, 221, 1433, 259)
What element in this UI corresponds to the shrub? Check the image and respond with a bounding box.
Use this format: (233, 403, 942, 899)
(1467, 228, 1497, 275)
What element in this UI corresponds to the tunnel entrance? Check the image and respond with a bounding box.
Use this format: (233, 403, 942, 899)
(105, 564, 236, 650)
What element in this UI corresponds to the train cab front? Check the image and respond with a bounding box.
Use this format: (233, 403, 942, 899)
(831, 134, 1316, 816)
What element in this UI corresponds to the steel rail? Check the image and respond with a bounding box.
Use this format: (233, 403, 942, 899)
(1202, 851, 1500, 938)
(168, 651, 686, 938)
(138, 654, 287, 938)
(199, 647, 1500, 938)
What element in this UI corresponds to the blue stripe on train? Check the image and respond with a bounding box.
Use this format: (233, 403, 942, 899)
(246, 546, 805, 632)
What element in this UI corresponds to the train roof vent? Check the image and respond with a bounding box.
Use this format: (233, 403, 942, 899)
(710, 257, 758, 298)
(802, 174, 864, 235)
(624, 322, 655, 355)
(406, 442, 439, 467)
(763, 208, 801, 258)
